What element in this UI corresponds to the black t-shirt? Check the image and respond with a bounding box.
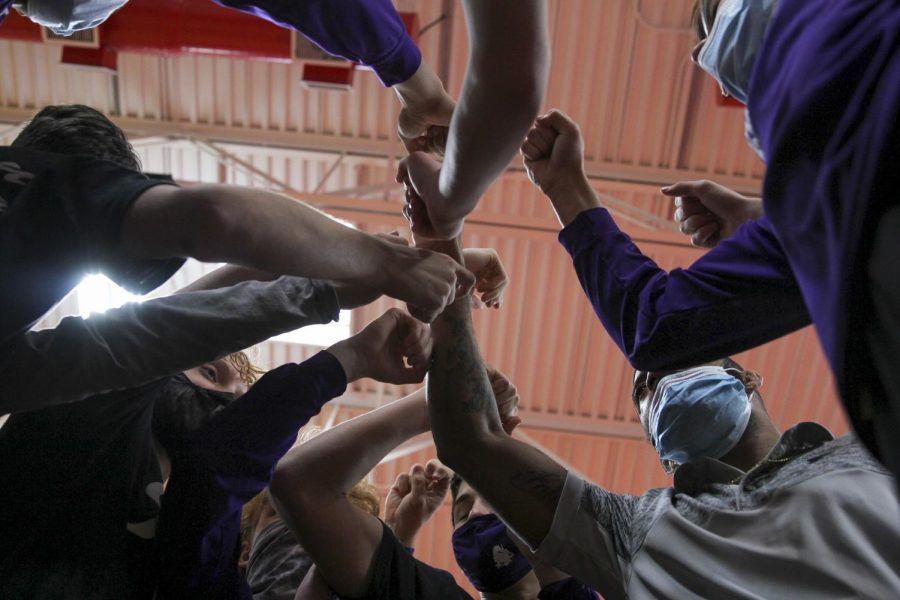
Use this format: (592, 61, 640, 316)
(0, 147, 184, 346)
(0, 383, 165, 599)
(350, 522, 473, 600)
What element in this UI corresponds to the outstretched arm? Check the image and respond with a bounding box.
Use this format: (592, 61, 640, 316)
(270, 389, 433, 598)
(422, 238, 634, 598)
(399, 0, 549, 239)
(122, 185, 473, 323)
(522, 110, 810, 371)
(423, 237, 566, 547)
(0, 276, 338, 413)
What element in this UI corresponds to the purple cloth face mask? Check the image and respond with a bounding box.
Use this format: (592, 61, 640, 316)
(451, 514, 532, 593)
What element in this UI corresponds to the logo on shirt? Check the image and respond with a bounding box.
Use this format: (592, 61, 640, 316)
(126, 481, 164, 540)
(0, 161, 35, 215)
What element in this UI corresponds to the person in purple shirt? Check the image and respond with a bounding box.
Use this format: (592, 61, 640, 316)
(155, 307, 435, 599)
(520, 0, 900, 481)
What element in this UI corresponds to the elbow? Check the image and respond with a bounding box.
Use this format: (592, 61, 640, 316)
(269, 463, 293, 502)
(270, 461, 313, 509)
(433, 428, 504, 478)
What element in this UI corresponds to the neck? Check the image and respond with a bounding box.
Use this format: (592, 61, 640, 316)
(718, 410, 781, 472)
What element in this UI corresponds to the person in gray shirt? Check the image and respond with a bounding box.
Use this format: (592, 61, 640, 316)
(420, 235, 900, 600)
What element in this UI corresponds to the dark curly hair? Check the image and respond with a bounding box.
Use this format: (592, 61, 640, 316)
(12, 104, 140, 171)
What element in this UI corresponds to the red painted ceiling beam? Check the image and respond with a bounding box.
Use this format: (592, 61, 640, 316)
(0, 0, 292, 61)
(0, 11, 43, 42)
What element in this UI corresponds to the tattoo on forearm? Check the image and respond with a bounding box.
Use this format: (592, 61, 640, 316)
(430, 306, 495, 415)
(509, 468, 565, 504)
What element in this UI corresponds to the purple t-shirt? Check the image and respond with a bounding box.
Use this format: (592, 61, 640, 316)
(215, 0, 421, 87)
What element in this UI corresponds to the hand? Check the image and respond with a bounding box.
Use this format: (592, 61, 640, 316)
(401, 177, 442, 242)
(332, 232, 410, 309)
(521, 109, 588, 199)
(327, 308, 433, 384)
(378, 237, 475, 323)
(486, 366, 522, 434)
(462, 248, 508, 309)
(395, 61, 456, 156)
(661, 180, 763, 248)
(384, 460, 452, 547)
(397, 152, 465, 240)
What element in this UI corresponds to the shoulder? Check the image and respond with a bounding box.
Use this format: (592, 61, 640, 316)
(811, 433, 891, 475)
(364, 521, 472, 600)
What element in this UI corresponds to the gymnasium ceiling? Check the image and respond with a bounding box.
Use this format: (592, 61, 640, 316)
(1, 1, 846, 593)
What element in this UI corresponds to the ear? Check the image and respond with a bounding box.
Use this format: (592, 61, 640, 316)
(238, 540, 251, 572)
(742, 370, 763, 394)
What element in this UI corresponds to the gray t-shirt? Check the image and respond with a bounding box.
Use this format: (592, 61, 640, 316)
(247, 519, 315, 600)
(523, 423, 900, 599)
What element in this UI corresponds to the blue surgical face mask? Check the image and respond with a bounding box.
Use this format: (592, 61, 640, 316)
(25, 0, 128, 36)
(452, 514, 533, 593)
(644, 366, 752, 471)
(697, 0, 778, 105)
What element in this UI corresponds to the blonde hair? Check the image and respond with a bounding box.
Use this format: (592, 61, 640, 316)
(226, 350, 266, 386)
(241, 487, 271, 544)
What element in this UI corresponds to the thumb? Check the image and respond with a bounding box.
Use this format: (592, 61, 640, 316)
(661, 180, 706, 198)
(454, 264, 477, 298)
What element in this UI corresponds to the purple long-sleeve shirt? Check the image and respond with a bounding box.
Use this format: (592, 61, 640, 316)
(559, 208, 810, 371)
(748, 1, 900, 427)
(561, 0, 900, 460)
(156, 350, 348, 599)
(215, 0, 421, 86)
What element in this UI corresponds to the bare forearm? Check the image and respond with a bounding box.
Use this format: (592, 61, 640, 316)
(427, 251, 565, 546)
(275, 390, 429, 497)
(547, 176, 602, 228)
(270, 390, 430, 597)
(437, 0, 549, 215)
(125, 185, 389, 284)
(428, 296, 504, 458)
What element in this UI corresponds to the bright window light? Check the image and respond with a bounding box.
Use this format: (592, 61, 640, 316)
(74, 271, 353, 347)
(76, 274, 144, 317)
(272, 310, 353, 347)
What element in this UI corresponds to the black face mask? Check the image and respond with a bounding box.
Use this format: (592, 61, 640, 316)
(149, 373, 236, 456)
